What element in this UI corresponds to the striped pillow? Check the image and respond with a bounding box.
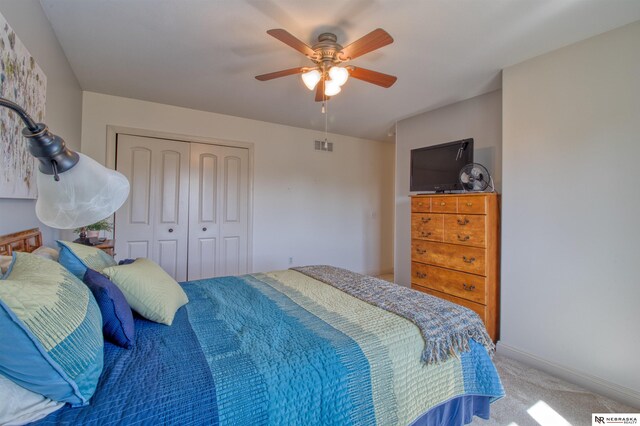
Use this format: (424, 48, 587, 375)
(57, 240, 117, 280)
(0, 252, 104, 406)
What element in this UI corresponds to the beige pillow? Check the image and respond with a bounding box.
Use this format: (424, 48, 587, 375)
(102, 258, 188, 325)
(32, 246, 59, 262)
(0, 255, 12, 275)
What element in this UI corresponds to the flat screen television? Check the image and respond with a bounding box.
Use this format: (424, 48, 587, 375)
(410, 138, 474, 192)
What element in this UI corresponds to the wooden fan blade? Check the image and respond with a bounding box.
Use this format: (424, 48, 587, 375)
(315, 79, 325, 102)
(267, 29, 315, 57)
(255, 67, 306, 81)
(349, 67, 397, 88)
(339, 28, 393, 60)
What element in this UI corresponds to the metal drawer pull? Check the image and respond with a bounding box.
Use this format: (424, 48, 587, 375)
(457, 218, 469, 225)
(421, 231, 432, 237)
(466, 202, 473, 207)
(463, 283, 476, 291)
(418, 202, 423, 206)
(462, 256, 475, 263)
(421, 217, 431, 223)
(168, 228, 174, 233)
(416, 272, 427, 279)
(440, 202, 446, 206)
(202, 227, 207, 231)
(416, 248, 427, 255)
(457, 234, 470, 241)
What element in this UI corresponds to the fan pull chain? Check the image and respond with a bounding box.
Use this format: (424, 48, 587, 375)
(324, 98, 329, 147)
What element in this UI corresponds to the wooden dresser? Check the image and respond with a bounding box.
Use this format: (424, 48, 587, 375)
(410, 193, 500, 341)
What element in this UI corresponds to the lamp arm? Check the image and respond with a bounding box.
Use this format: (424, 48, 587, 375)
(0, 97, 39, 131)
(0, 96, 79, 179)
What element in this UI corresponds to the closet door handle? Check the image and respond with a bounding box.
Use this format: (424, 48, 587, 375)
(168, 228, 174, 233)
(202, 227, 207, 232)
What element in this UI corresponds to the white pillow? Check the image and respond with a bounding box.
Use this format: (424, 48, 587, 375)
(0, 255, 12, 275)
(32, 246, 60, 262)
(0, 374, 64, 425)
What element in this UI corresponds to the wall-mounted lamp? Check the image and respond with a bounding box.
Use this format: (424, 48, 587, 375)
(0, 97, 129, 230)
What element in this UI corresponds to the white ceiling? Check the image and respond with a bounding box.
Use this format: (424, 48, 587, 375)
(40, 0, 640, 142)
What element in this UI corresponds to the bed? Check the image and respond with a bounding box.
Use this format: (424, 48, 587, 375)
(0, 229, 504, 425)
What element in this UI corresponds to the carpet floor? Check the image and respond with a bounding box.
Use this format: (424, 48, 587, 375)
(374, 273, 636, 425)
(471, 354, 637, 426)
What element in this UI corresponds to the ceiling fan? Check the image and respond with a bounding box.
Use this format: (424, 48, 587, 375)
(255, 28, 397, 102)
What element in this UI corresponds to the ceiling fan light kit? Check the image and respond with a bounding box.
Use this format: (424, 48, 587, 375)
(324, 79, 342, 96)
(302, 69, 322, 90)
(328, 66, 349, 87)
(256, 28, 397, 101)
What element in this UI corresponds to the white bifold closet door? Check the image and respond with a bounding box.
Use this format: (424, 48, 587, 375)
(115, 134, 249, 281)
(188, 143, 249, 280)
(115, 134, 190, 281)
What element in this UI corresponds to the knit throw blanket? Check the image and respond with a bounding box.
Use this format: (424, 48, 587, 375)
(292, 265, 494, 364)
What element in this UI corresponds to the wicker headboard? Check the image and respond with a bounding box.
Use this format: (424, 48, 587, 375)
(0, 228, 43, 256)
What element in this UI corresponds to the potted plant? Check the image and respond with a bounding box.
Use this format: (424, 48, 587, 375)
(74, 218, 113, 243)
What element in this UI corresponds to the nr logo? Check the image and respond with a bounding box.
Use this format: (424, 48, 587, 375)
(594, 416, 605, 424)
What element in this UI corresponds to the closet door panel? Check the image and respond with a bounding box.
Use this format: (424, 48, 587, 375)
(189, 143, 249, 279)
(222, 236, 240, 276)
(116, 140, 155, 261)
(115, 135, 189, 281)
(158, 239, 179, 279)
(129, 148, 152, 225)
(224, 156, 241, 223)
(197, 238, 217, 279)
(153, 144, 189, 281)
(127, 241, 150, 259)
(219, 146, 249, 277)
(188, 144, 221, 280)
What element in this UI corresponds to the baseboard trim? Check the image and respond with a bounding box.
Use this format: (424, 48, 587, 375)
(497, 341, 640, 409)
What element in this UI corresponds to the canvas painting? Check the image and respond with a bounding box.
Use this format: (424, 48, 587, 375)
(0, 11, 47, 199)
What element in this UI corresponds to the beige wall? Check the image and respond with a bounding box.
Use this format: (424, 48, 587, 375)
(81, 92, 394, 275)
(501, 21, 640, 407)
(394, 90, 502, 286)
(0, 0, 82, 245)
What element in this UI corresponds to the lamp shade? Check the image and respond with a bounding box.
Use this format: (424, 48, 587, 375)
(35, 153, 130, 229)
(328, 66, 349, 86)
(324, 79, 342, 96)
(301, 69, 321, 90)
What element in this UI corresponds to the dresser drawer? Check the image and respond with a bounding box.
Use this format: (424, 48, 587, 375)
(457, 196, 487, 214)
(430, 197, 457, 213)
(412, 286, 486, 321)
(411, 263, 486, 304)
(411, 197, 430, 213)
(411, 213, 443, 241)
(443, 215, 486, 247)
(411, 240, 486, 275)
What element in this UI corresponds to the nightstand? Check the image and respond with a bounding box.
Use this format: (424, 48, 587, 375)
(95, 240, 115, 257)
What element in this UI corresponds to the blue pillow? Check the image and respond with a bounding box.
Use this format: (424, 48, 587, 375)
(83, 269, 135, 349)
(0, 252, 103, 406)
(57, 241, 117, 280)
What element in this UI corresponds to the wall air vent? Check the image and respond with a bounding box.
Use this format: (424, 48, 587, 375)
(314, 140, 333, 152)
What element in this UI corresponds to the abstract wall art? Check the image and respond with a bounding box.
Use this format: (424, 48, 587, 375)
(0, 11, 47, 199)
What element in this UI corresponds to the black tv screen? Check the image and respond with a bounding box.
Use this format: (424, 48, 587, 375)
(410, 138, 474, 192)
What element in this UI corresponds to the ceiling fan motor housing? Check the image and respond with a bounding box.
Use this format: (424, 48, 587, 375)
(311, 33, 344, 65)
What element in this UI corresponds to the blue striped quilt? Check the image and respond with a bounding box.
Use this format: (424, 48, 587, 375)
(36, 270, 504, 425)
